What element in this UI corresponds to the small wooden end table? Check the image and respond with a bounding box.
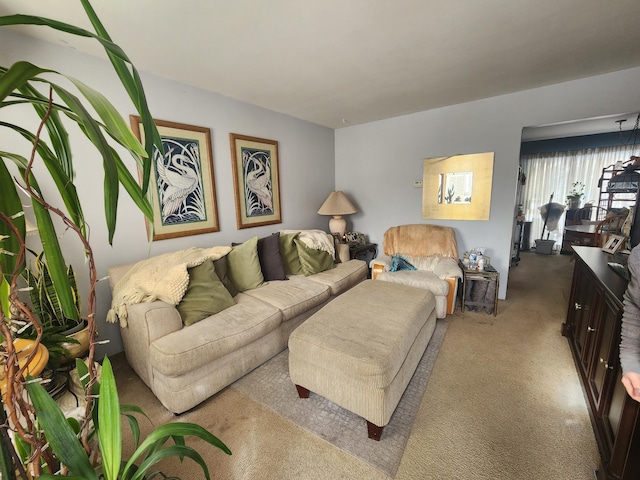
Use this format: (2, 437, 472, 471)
(459, 261, 499, 316)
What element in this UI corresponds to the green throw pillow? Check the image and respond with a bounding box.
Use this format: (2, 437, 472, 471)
(177, 261, 236, 326)
(279, 232, 304, 275)
(227, 236, 265, 291)
(294, 238, 335, 276)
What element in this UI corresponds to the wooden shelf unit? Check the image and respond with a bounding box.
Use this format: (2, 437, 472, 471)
(597, 163, 638, 218)
(562, 247, 640, 480)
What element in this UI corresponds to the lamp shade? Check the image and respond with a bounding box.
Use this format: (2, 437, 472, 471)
(317, 191, 357, 216)
(317, 191, 357, 238)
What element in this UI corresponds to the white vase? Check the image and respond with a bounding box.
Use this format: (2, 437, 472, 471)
(568, 198, 580, 210)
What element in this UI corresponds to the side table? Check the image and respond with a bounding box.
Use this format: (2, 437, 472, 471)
(458, 261, 499, 316)
(349, 243, 378, 278)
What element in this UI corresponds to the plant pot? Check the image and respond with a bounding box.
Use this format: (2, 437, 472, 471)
(568, 198, 580, 210)
(535, 239, 555, 255)
(60, 321, 90, 363)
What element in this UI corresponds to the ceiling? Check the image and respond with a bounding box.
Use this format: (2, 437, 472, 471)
(2, 0, 640, 131)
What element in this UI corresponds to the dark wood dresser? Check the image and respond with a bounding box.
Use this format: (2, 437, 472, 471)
(562, 246, 640, 480)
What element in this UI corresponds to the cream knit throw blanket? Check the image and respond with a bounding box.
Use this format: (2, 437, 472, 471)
(281, 229, 335, 258)
(107, 246, 231, 327)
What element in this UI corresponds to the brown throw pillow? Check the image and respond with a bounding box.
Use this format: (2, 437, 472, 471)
(258, 232, 287, 281)
(213, 255, 238, 297)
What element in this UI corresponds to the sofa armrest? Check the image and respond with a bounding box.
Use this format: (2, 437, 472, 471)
(370, 255, 392, 270)
(370, 255, 392, 280)
(119, 301, 183, 386)
(433, 257, 462, 279)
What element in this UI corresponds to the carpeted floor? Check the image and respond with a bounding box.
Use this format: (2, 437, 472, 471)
(231, 320, 448, 478)
(112, 250, 600, 479)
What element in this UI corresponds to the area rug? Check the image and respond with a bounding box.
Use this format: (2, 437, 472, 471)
(231, 319, 449, 478)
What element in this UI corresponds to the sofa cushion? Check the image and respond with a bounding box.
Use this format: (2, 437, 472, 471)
(294, 238, 335, 276)
(279, 232, 304, 275)
(243, 275, 330, 322)
(258, 232, 287, 281)
(402, 255, 462, 279)
(306, 259, 368, 296)
(376, 270, 450, 295)
(177, 261, 236, 326)
(228, 236, 264, 291)
(150, 293, 282, 377)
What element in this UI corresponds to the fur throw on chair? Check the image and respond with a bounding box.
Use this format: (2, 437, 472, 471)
(383, 224, 458, 258)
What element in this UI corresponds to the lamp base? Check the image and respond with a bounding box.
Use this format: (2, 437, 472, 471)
(328, 216, 347, 239)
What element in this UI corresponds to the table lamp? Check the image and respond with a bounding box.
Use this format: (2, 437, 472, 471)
(317, 191, 357, 238)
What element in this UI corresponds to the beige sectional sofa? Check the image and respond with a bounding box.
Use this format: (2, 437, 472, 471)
(107, 230, 368, 414)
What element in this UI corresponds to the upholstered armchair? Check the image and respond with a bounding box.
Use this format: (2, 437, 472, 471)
(370, 224, 462, 318)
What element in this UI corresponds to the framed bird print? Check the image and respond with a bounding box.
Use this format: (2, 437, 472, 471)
(229, 133, 282, 229)
(130, 116, 220, 240)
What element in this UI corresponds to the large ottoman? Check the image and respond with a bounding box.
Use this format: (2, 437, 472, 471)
(288, 279, 437, 440)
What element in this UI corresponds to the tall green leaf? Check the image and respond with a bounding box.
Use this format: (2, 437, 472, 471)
(98, 358, 121, 480)
(0, 124, 85, 234)
(0, 155, 25, 279)
(0, 402, 17, 480)
(122, 423, 231, 479)
(132, 445, 209, 480)
(19, 170, 80, 322)
(0, 276, 10, 319)
(79, 0, 162, 194)
(0, 61, 49, 102)
(25, 377, 98, 479)
(0, 15, 131, 61)
(51, 84, 120, 243)
(8, 70, 73, 178)
(68, 77, 146, 157)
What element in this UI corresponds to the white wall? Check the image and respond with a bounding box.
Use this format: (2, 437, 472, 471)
(1, 31, 335, 357)
(336, 66, 640, 299)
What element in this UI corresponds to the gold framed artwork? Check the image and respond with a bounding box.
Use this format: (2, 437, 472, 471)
(130, 116, 219, 240)
(422, 152, 494, 220)
(229, 133, 282, 229)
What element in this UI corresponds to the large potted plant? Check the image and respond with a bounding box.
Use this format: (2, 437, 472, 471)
(0, 1, 230, 478)
(566, 181, 585, 210)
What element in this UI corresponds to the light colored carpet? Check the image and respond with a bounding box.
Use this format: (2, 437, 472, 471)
(112, 251, 600, 479)
(231, 319, 448, 478)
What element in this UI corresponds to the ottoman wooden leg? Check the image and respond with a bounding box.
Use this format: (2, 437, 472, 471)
(295, 384, 310, 398)
(367, 421, 384, 441)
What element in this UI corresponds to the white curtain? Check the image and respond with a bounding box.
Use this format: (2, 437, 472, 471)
(520, 145, 639, 245)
